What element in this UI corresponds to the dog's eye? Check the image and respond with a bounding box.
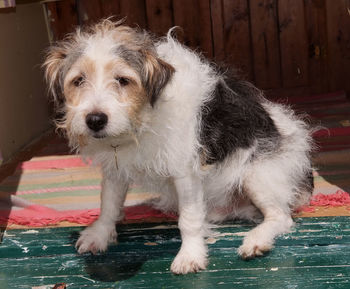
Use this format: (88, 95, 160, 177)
(73, 76, 84, 87)
(115, 77, 129, 86)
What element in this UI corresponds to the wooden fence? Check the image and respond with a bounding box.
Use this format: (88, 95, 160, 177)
(45, 0, 350, 98)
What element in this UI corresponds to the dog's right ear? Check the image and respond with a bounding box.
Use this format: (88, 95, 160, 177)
(43, 45, 68, 104)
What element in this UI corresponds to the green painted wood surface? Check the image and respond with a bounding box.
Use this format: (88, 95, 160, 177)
(0, 217, 350, 288)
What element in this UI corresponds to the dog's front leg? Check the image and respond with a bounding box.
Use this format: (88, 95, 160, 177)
(171, 175, 208, 274)
(76, 170, 128, 254)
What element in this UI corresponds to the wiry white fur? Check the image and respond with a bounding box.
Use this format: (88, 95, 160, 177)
(45, 22, 313, 274)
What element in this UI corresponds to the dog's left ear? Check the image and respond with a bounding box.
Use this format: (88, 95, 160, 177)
(142, 51, 175, 106)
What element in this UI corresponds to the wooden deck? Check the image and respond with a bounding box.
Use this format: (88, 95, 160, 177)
(1, 217, 350, 288)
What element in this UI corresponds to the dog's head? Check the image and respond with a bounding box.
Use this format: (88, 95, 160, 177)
(44, 19, 174, 147)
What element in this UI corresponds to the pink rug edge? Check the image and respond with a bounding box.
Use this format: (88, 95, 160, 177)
(1, 191, 349, 227)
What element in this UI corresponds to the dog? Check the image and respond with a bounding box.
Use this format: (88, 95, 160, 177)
(44, 19, 314, 274)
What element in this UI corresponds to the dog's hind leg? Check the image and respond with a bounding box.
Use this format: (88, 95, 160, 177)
(170, 174, 208, 274)
(237, 165, 294, 259)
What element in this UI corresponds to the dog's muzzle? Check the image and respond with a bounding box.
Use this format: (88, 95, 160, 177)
(86, 112, 108, 133)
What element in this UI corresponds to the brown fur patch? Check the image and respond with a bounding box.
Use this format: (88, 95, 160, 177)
(63, 58, 97, 106)
(122, 84, 148, 126)
(104, 57, 148, 125)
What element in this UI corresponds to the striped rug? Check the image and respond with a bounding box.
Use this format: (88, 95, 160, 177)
(0, 136, 175, 227)
(0, 91, 349, 227)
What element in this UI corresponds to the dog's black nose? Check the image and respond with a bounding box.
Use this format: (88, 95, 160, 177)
(86, 112, 108, 132)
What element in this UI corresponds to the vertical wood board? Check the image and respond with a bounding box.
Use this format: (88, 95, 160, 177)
(172, 0, 213, 57)
(325, 0, 350, 95)
(100, 0, 121, 18)
(250, 0, 281, 89)
(304, 0, 329, 94)
(278, 0, 309, 88)
(45, 0, 79, 40)
(146, 0, 174, 36)
(77, 0, 103, 25)
(119, 0, 147, 28)
(210, 0, 225, 61)
(221, 0, 254, 80)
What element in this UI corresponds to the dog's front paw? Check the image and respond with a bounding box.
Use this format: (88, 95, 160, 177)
(75, 222, 117, 254)
(170, 250, 208, 274)
(237, 238, 273, 259)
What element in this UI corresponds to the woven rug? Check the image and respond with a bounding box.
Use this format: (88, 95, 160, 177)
(0, 91, 349, 228)
(0, 136, 176, 228)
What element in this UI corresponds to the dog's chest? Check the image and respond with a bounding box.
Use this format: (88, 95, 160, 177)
(117, 142, 172, 178)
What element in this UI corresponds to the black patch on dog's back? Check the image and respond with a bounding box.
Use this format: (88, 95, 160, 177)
(305, 169, 314, 193)
(200, 76, 280, 164)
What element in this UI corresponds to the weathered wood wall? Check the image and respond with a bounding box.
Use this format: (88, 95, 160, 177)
(44, 0, 350, 98)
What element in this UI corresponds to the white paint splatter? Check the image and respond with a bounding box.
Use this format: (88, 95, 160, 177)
(80, 275, 96, 283)
(59, 260, 79, 271)
(10, 239, 30, 253)
(32, 285, 55, 289)
(213, 232, 247, 237)
(21, 230, 39, 234)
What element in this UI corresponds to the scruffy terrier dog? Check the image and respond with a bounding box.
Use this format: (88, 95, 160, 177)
(44, 19, 313, 274)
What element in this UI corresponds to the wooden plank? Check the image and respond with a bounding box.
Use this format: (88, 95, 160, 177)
(145, 0, 174, 36)
(304, 0, 329, 94)
(45, 0, 79, 40)
(250, 0, 281, 89)
(99, 0, 147, 28)
(278, 0, 309, 88)
(100, 0, 121, 18)
(2, 217, 350, 288)
(210, 0, 225, 61)
(266, 86, 312, 100)
(281, 90, 347, 105)
(221, 0, 254, 80)
(325, 0, 350, 96)
(172, 0, 213, 57)
(77, 0, 103, 25)
(119, 0, 147, 28)
(2, 249, 350, 288)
